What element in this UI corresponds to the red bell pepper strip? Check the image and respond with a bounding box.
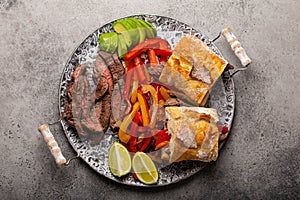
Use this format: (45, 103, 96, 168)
(159, 56, 168, 63)
(154, 129, 168, 137)
(128, 136, 137, 153)
(147, 49, 159, 66)
(123, 62, 134, 100)
(218, 125, 229, 134)
(128, 112, 141, 153)
(133, 57, 146, 83)
(136, 137, 144, 150)
(155, 134, 170, 146)
(153, 49, 173, 57)
(123, 38, 170, 61)
(132, 172, 138, 181)
(139, 137, 153, 152)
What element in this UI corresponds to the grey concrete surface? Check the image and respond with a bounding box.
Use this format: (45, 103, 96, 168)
(1, 0, 299, 199)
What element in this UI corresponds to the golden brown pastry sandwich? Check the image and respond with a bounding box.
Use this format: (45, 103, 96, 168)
(159, 35, 228, 106)
(165, 106, 220, 163)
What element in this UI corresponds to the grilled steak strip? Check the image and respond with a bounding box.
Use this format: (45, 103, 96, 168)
(94, 55, 114, 132)
(80, 76, 105, 135)
(62, 101, 74, 126)
(94, 76, 108, 101)
(71, 75, 89, 138)
(98, 51, 124, 84)
(67, 64, 87, 100)
(63, 64, 87, 127)
(98, 51, 127, 130)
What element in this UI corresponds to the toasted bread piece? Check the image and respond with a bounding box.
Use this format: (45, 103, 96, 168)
(159, 35, 228, 106)
(165, 106, 220, 163)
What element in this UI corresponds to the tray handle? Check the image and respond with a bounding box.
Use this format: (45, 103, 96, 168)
(221, 27, 251, 66)
(38, 124, 67, 166)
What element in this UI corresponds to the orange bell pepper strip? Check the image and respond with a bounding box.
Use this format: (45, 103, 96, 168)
(140, 84, 158, 128)
(137, 92, 150, 127)
(118, 102, 140, 144)
(155, 140, 169, 150)
(123, 38, 170, 61)
(130, 79, 139, 104)
(159, 86, 171, 101)
(152, 83, 163, 101)
(147, 49, 159, 66)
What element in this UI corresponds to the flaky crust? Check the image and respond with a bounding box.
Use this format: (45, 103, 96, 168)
(165, 107, 220, 163)
(159, 35, 228, 106)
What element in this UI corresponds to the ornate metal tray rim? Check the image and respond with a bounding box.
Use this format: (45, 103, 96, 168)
(58, 14, 235, 187)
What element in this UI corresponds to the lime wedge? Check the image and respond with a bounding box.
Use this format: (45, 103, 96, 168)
(109, 142, 131, 177)
(132, 152, 158, 184)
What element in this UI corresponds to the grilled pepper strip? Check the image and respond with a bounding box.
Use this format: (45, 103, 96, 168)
(134, 57, 146, 83)
(153, 49, 173, 57)
(155, 134, 170, 146)
(124, 62, 134, 100)
(147, 49, 159, 66)
(154, 129, 168, 137)
(159, 86, 171, 101)
(152, 83, 163, 101)
(118, 102, 140, 144)
(140, 84, 158, 128)
(128, 112, 141, 152)
(155, 140, 169, 150)
(130, 79, 139, 104)
(123, 38, 169, 61)
(159, 56, 167, 63)
(139, 137, 153, 152)
(137, 92, 150, 127)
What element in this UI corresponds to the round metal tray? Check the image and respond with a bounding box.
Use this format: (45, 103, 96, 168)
(58, 14, 235, 187)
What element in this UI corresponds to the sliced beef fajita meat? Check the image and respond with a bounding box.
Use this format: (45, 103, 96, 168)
(63, 51, 123, 142)
(98, 51, 124, 84)
(94, 55, 114, 91)
(111, 53, 125, 81)
(94, 76, 108, 101)
(80, 76, 105, 135)
(97, 51, 126, 130)
(93, 55, 114, 131)
(62, 101, 74, 127)
(71, 75, 89, 138)
(67, 64, 87, 100)
(109, 78, 132, 130)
